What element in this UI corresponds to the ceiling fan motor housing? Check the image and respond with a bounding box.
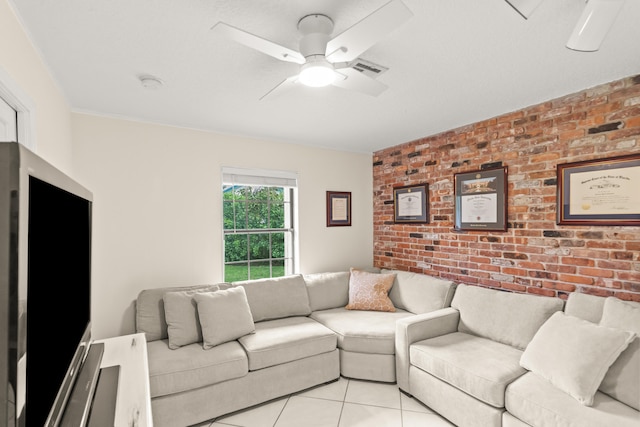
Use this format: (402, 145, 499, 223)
(297, 14, 334, 58)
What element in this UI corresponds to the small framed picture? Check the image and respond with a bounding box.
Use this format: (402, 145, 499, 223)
(393, 184, 429, 223)
(557, 154, 640, 226)
(454, 167, 507, 231)
(326, 191, 351, 227)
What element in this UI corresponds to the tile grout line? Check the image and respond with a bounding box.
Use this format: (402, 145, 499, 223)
(334, 378, 352, 427)
(271, 394, 292, 427)
(398, 388, 404, 427)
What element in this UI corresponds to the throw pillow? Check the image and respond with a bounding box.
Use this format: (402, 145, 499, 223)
(139, 283, 230, 342)
(599, 297, 640, 411)
(163, 284, 233, 349)
(345, 268, 396, 312)
(194, 286, 255, 349)
(163, 290, 205, 349)
(520, 311, 635, 406)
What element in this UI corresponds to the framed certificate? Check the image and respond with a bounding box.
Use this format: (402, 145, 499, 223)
(393, 184, 429, 223)
(557, 154, 640, 226)
(326, 191, 351, 227)
(454, 167, 507, 231)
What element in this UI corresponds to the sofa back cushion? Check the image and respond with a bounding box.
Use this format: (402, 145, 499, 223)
(234, 274, 311, 322)
(564, 292, 606, 323)
(451, 284, 564, 350)
(598, 297, 640, 411)
(382, 269, 456, 314)
(304, 271, 350, 311)
(136, 283, 231, 342)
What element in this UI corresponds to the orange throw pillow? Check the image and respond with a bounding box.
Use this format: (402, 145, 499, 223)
(345, 268, 396, 312)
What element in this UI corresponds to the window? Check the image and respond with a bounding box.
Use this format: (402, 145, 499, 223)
(222, 168, 297, 282)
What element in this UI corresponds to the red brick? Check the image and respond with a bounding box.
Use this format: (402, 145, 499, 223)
(373, 74, 640, 302)
(527, 287, 556, 297)
(578, 267, 614, 278)
(626, 116, 640, 128)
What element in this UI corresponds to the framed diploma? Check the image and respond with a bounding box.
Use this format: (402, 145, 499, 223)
(557, 154, 640, 226)
(454, 167, 507, 231)
(326, 191, 351, 227)
(394, 184, 429, 223)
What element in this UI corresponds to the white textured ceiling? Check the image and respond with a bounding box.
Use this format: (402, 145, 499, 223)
(9, 0, 640, 153)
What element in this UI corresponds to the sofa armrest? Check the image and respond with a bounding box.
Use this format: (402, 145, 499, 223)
(395, 307, 460, 393)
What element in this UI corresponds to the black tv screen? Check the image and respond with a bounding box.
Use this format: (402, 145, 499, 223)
(26, 176, 92, 426)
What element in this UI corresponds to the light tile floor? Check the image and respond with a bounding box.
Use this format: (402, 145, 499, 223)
(191, 377, 454, 427)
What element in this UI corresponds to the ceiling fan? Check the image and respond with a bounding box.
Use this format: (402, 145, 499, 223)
(211, 0, 413, 99)
(506, 0, 625, 51)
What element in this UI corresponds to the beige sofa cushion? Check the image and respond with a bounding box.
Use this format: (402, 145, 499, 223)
(310, 307, 413, 355)
(234, 275, 311, 322)
(520, 312, 634, 406)
(410, 331, 526, 407)
(147, 339, 248, 398)
(599, 297, 640, 411)
(195, 287, 255, 349)
(451, 284, 564, 350)
(304, 271, 350, 311)
(506, 372, 640, 427)
(137, 283, 231, 342)
(382, 269, 456, 314)
(238, 317, 337, 371)
(564, 292, 606, 323)
(163, 290, 206, 349)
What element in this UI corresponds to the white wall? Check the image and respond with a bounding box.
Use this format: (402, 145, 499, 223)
(3, 0, 374, 341)
(71, 113, 374, 339)
(1, 0, 73, 171)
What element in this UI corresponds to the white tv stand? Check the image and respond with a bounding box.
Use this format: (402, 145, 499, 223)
(91, 333, 153, 426)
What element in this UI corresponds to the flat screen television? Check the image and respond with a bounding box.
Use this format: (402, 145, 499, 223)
(0, 142, 93, 426)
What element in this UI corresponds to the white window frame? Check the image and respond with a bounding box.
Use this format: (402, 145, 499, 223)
(221, 167, 299, 281)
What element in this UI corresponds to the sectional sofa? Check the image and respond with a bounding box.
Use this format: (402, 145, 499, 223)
(135, 268, 456, 427)
(135, 268, 639, 427)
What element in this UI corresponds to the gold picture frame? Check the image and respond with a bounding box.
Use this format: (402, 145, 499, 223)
(557, 154, 640, 226)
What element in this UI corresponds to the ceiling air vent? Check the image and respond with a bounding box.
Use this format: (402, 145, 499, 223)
(350, 59, 388, 79)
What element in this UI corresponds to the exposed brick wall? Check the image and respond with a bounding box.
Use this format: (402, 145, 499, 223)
(373, 75, 640, 302)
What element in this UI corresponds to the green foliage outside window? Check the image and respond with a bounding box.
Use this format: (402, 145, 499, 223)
(223, 185, 289, 281)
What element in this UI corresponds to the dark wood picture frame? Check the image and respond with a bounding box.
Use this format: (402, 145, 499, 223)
(557, 154, 640, 226)
(454, 167, 508, 231)
(326, 191, 351, 227)
(393, 183, 429, 223)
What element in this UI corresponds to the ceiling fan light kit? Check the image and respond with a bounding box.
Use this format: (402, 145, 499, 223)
(297, 15, 337, 87)
(299, 57, 336, 87)
(506, 0, 624, 51)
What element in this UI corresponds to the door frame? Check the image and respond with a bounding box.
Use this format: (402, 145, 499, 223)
(0, 66, 36, 150)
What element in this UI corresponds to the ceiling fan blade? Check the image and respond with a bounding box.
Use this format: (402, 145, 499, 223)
(260, 75, 300, 100)
(331, 68, 388, 96)
(566, 0, 624, 52)
(505, 0, 545, 19)
(326, 0, 413, 63)
(212, 22, 305, 64)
